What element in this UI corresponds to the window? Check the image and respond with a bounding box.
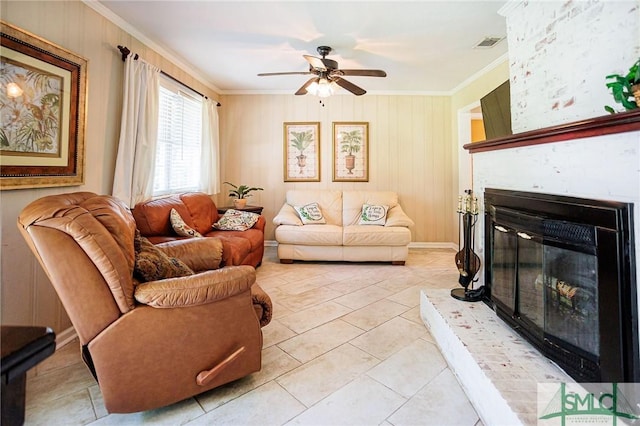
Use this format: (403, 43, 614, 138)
(153, 76, 202, 196)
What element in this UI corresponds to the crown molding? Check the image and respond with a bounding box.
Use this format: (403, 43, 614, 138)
(220, 89, 452, 96)
(82, 0, 222, 94)
(498, 0, 523, 17)
(450, 53, 509, 95)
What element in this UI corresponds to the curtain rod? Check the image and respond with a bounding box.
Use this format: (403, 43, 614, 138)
(117, 45, 221, 107)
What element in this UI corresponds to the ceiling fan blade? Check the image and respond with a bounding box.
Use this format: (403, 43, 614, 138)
(295, 77, 318, 95)
(258, 71, 313, 77)
(333, 77, 366, 96)
(303, 55, 327, 71)
(337, 69, 387, 77)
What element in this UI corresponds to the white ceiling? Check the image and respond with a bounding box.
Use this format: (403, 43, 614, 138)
(94, 0, 509, 96)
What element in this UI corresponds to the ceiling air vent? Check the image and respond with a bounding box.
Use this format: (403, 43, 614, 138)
(473, 36, 504, 49)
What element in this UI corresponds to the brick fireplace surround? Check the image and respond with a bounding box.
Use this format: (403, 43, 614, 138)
(419, 110, 640, 425)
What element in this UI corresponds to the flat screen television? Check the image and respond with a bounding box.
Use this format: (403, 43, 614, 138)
(480, 80, 512, 140)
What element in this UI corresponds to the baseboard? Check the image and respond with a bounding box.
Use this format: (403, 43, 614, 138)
(409, 242, 457, 250)
(265, 240, 457, 250)
(55, 326, 78, 350)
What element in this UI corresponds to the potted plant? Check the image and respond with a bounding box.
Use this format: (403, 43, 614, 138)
(290, 130, 314, 173)
(339, 130, 362, 174)
(605, 58, 640, 113)
(224, 181, 263, 209)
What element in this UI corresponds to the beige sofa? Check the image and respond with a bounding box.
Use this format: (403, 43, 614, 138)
(273, 190, 414, 264)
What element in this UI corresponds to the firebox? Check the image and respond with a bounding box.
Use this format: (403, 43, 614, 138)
(484, 188, 639, 382)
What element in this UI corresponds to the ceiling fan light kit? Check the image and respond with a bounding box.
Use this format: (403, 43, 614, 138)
(258, 46, 387, 97)
(307, 78, 338, 97)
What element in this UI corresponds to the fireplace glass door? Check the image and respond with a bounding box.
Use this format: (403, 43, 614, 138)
(517, 234, 544, 336)
(490, 222, 599, 356)
(543, 245, 599, 357)
(490, 225, 516, 312)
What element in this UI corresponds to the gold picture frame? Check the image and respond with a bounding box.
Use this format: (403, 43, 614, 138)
(283, 122, 320, 182)
(333, 122, 369, 182)
(0, 21, 87, 190)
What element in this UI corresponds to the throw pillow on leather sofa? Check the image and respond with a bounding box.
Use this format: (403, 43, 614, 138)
(133, 192, 265, 267)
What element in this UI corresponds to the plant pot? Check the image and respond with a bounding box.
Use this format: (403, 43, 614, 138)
(296, 154, 307, 174)
(633, 84, 640, 107)
(233, 199, 247, 209)
(345, 155, 356, 174)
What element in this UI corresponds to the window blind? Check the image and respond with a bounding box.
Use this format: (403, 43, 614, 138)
(153, 77, 203, 196)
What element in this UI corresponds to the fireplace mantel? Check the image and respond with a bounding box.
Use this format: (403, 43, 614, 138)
(465, 109, 640, 154)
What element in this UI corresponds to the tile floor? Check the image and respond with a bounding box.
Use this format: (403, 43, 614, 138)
(24, 247, 483, 425)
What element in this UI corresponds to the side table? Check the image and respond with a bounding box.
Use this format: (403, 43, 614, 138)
(1, 326, 56, 426)
(217, 205, 263, 215)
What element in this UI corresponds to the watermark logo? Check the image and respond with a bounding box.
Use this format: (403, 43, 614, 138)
(538, 383, 640, 425)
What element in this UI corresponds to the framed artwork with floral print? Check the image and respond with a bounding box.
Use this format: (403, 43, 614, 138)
(283, 122, 320, 182)
(0, 21, 87, 189)
(333, 122, 368, 182)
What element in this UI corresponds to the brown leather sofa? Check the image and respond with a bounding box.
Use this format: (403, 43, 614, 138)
(133, 192, 265, 267)
(17, 192, 272, 413)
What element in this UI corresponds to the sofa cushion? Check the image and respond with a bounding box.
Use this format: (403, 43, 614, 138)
(343, 225, 411, 246)
(134, 230, 194, 282)
(156, 238, 224, 272)
(294, 202, 327, 224)
(207, 228, 263, 252)
(385, 205, 415, 227)
(180, 192, 220, 235)
(205, 233, 253, 265)
(342, 191, 399, 226)
(358, 204, 389, 225)
(275, 224, 343, 246)
(273, 204, 303, 226)
(133, 196, 194, 237)
(285, 190, 343, 226)
(170, 208, 203, 238)
(213, 209, 260, 231)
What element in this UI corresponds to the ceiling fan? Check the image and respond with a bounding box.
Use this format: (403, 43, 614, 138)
(257, 46, 387, 97)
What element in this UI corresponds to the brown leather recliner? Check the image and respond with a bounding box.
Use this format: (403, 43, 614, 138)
(17, 192, 272, 413)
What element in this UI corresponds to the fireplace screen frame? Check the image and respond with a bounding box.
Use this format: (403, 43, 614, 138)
(484, 188, 638, 382)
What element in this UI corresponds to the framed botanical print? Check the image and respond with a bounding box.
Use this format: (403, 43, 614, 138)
(0, 21, 87, 190)
(333, 122, 369, 182)
(284, 122, 320, 182)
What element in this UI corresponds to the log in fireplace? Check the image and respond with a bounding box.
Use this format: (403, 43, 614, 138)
(484, 188, 639, 382)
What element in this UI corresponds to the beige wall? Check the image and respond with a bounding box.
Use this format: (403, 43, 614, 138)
(0, 1, 219, 332)
(218, 94, 454, 243)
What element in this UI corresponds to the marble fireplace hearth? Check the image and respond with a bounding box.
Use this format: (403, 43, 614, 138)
(420, 289, 573, 426)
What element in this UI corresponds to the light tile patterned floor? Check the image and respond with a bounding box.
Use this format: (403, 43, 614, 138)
(24, 247, 482, 425)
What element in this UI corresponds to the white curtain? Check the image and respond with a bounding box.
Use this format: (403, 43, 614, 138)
(112, 57, 160, 208)
(199, 97, 221, 194)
